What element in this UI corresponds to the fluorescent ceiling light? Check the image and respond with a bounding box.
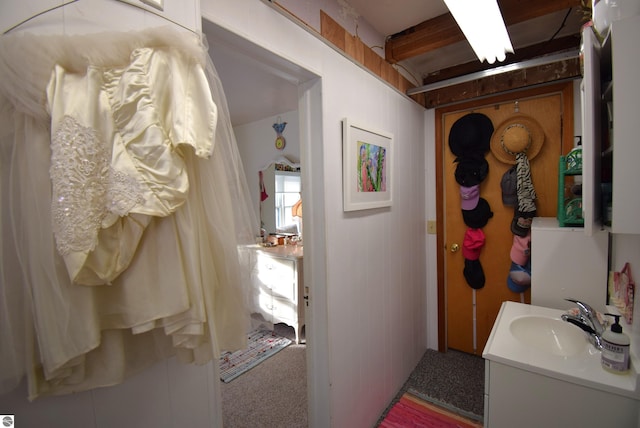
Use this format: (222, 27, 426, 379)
(444, 0, 514, 64)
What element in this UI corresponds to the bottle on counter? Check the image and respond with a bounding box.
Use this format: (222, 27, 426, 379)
(601, 313, 631, 373)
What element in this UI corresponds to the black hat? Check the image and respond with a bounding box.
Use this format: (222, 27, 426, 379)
(464, 258, 485, 289)
(462, 197, 494, 229)
(501, 166, 517, 206)
(449, 113, 494, 158)
(454, 157, 489, 187)
(511, 208, 536, 237)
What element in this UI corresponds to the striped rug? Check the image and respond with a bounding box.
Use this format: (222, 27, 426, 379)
(379, 391, 483, 427)
(219, 329, 292, 383)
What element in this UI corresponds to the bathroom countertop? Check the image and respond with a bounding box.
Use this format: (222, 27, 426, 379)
(483, 301, 640, 400)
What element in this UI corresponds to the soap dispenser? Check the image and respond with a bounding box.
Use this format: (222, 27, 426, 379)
(601, 313, 630, 373)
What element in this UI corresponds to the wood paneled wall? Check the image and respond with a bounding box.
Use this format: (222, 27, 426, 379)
(320, 11, 426, 107)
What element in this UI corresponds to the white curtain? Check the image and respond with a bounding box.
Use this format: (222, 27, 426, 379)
(0, 28, 259, 400)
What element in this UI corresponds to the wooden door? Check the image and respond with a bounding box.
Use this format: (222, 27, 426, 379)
(437, 83, 574, 355)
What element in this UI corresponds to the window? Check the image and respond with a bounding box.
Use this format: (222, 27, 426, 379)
(274, 172, 301, 232)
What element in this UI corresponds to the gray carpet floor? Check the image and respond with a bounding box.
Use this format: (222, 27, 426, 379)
(377, 348, 485, 425)
(221, 344, 307, 428)
(221, 324, 307, 428)
(222, 323, 484, 427)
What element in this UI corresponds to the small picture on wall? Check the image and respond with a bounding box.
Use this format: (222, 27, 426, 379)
(342, 118, 393, 211)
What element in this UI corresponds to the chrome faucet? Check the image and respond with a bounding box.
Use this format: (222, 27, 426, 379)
(561, 298, 606, 350)
(566, 298, 606, 335)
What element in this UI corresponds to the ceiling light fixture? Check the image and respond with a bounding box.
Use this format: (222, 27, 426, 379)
(443, 0, 514, 64)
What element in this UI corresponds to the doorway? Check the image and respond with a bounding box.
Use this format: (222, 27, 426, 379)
(202, 18, 328, 427)
(435, 82, 575, 354)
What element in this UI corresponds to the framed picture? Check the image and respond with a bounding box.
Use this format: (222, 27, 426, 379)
(342, 118, 393, 211)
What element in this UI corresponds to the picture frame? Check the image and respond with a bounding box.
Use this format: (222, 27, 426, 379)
(342, 118, 393, 211)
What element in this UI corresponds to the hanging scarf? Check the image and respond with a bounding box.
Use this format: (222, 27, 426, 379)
(516, 152, 536, 215)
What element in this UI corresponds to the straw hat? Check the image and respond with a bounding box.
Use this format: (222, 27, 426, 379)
(490, 114, 545, 164)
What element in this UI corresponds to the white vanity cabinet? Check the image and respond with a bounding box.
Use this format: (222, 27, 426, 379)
(581, 15, 640, 234)
(483, 302, 640, 428)
(252, 245, 305, 343)
(484, 360, 640, 428)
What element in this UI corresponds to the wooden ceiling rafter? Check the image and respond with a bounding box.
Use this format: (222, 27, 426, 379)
(384, 0, 583, 64)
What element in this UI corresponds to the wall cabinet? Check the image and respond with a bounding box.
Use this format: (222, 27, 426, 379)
(581, 15, 640, 235)
(251, 246, 305, 343)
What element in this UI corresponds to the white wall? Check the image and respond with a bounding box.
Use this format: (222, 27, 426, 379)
(2, 358, 219, 428)
(201, 1, 428, 427)
(234, 110, 301, 219)
(323, 77, 426, 426)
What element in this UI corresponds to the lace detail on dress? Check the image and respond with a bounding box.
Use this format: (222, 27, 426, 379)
(50, 115, 144, 256)
(107, 168, 145, 217)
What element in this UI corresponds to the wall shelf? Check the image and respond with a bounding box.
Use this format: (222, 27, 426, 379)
(557, 152, 584, 227)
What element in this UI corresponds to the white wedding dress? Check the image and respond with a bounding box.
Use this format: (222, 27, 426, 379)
(0, 28, 259, 400)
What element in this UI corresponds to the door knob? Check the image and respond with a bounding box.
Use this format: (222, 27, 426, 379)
(450, 243, 460, 253)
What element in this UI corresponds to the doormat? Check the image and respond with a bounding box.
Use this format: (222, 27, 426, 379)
(219, 329, 292, 383)
(406, 387, 483, 423)
(379, 391, 483, 428)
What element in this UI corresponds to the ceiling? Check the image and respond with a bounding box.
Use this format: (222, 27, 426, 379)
(349, 0, 586, 86)
(347, 0, 450, 37)
(204, 19, 304, 126)
(207, 0, 587, 125)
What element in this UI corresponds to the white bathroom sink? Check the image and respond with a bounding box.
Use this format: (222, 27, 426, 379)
(483, 301, 640, 400)
(509, 315, 588, 357)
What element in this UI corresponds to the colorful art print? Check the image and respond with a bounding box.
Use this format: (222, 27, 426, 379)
(342, 119, 393, 211)
(357, 142, 387, 193)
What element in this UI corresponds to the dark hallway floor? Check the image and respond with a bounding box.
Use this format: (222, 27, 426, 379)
(377, 348, 485, 425)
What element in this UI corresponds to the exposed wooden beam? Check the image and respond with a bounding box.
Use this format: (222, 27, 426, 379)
(385, 13, 464, 65)
(385, 0, 582, 63)
(422, 56, 580, 109)
(423, 34, 581, 85)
